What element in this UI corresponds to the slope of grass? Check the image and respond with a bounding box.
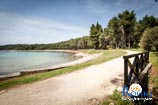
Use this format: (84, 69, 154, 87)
(150, 52, 158, 69)
(0, 49, 126, 90)
(149, 52, 158, 86)
(150, 52, 158, 104)
(102, 90, 133, 105)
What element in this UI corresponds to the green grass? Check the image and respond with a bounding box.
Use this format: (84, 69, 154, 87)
(150, 52, 158, 68)
(79, 49, 106, 54)
(149, 52, 158, 87)
(101, 90, 133, 105)
(150, 52, 158, 104)
(124, 48, 144, 52)
(0, 49, 126, 90)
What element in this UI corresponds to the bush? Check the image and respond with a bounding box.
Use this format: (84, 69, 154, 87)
(140, 27, 158, 51)
(102, 90, 133, 105)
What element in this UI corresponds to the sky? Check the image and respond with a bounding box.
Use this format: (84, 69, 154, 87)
(0, 0, 157, 45)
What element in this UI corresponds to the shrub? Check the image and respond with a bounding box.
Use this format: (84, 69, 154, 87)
(102, 90, 133, 105)
(140, 27, 158, 51)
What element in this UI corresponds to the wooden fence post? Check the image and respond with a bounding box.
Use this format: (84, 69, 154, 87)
(124, 57, 128, 87)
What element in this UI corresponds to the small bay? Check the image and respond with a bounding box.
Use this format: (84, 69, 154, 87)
(0, 50, 77, 75)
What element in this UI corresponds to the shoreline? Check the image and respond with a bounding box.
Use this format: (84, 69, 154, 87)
(0, 50, 101, 80)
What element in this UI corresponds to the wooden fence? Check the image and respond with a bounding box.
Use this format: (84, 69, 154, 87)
(123, 52, 152, 97)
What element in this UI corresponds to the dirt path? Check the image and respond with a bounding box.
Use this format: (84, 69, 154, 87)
(0, 50, 138, 105)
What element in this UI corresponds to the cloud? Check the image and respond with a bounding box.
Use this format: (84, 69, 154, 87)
(0, 0, 157, 45)
(0, 12, 88, 45)
(83, 0, 158, 18)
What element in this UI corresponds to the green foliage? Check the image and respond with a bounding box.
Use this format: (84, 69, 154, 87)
(89, 22, 114, 49)
(140, 27, 158, 51)
(133, 22, 144, 47)
(111, 90, 133, 105)
(102, 90, 133, 105)
(140, 15, 158, 28)
(134, 15, 158, 48)
(99, 34, 107, 49)
(107, 10, 137, 49)
(90, 22, 103, 49)
(0, 36, 93, 50)
(108, 17, 121, 48)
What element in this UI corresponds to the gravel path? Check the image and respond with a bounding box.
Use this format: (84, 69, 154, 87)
(0, 50, 138, 105)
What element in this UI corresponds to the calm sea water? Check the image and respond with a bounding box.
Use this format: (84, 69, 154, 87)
(0, 50, 77, 75)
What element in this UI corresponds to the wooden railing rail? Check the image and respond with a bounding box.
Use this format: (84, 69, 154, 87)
(123, 52, 152, 97)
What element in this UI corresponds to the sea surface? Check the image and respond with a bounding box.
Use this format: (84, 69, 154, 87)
(0, 50, 77, 75)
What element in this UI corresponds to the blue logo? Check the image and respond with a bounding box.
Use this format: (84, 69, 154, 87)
(122, 83, 152, 101)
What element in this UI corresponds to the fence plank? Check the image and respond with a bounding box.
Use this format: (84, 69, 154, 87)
(123, 52, 151, 98)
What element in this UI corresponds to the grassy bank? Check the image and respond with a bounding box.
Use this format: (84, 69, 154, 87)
(0, 49, 126, 91)
(150, 52, 158, 104)
(101, 90, 133, 105)
(150, 52, 158, 85)
(150, 52, 158, 69)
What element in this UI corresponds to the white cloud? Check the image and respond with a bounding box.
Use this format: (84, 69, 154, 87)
(83, 0, 158, 18)
(0, 12, 89, 45)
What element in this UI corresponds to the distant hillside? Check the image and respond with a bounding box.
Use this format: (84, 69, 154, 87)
(0, 36, 93, 50)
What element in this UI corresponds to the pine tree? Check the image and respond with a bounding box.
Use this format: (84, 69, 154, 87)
(90, 22, 103, 49)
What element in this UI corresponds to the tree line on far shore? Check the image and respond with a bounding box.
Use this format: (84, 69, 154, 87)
(0, 10, 158, 51)
(0, 36, 93, 50)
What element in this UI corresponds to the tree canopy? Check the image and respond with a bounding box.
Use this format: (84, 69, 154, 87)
(140, 27, 158, 51)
